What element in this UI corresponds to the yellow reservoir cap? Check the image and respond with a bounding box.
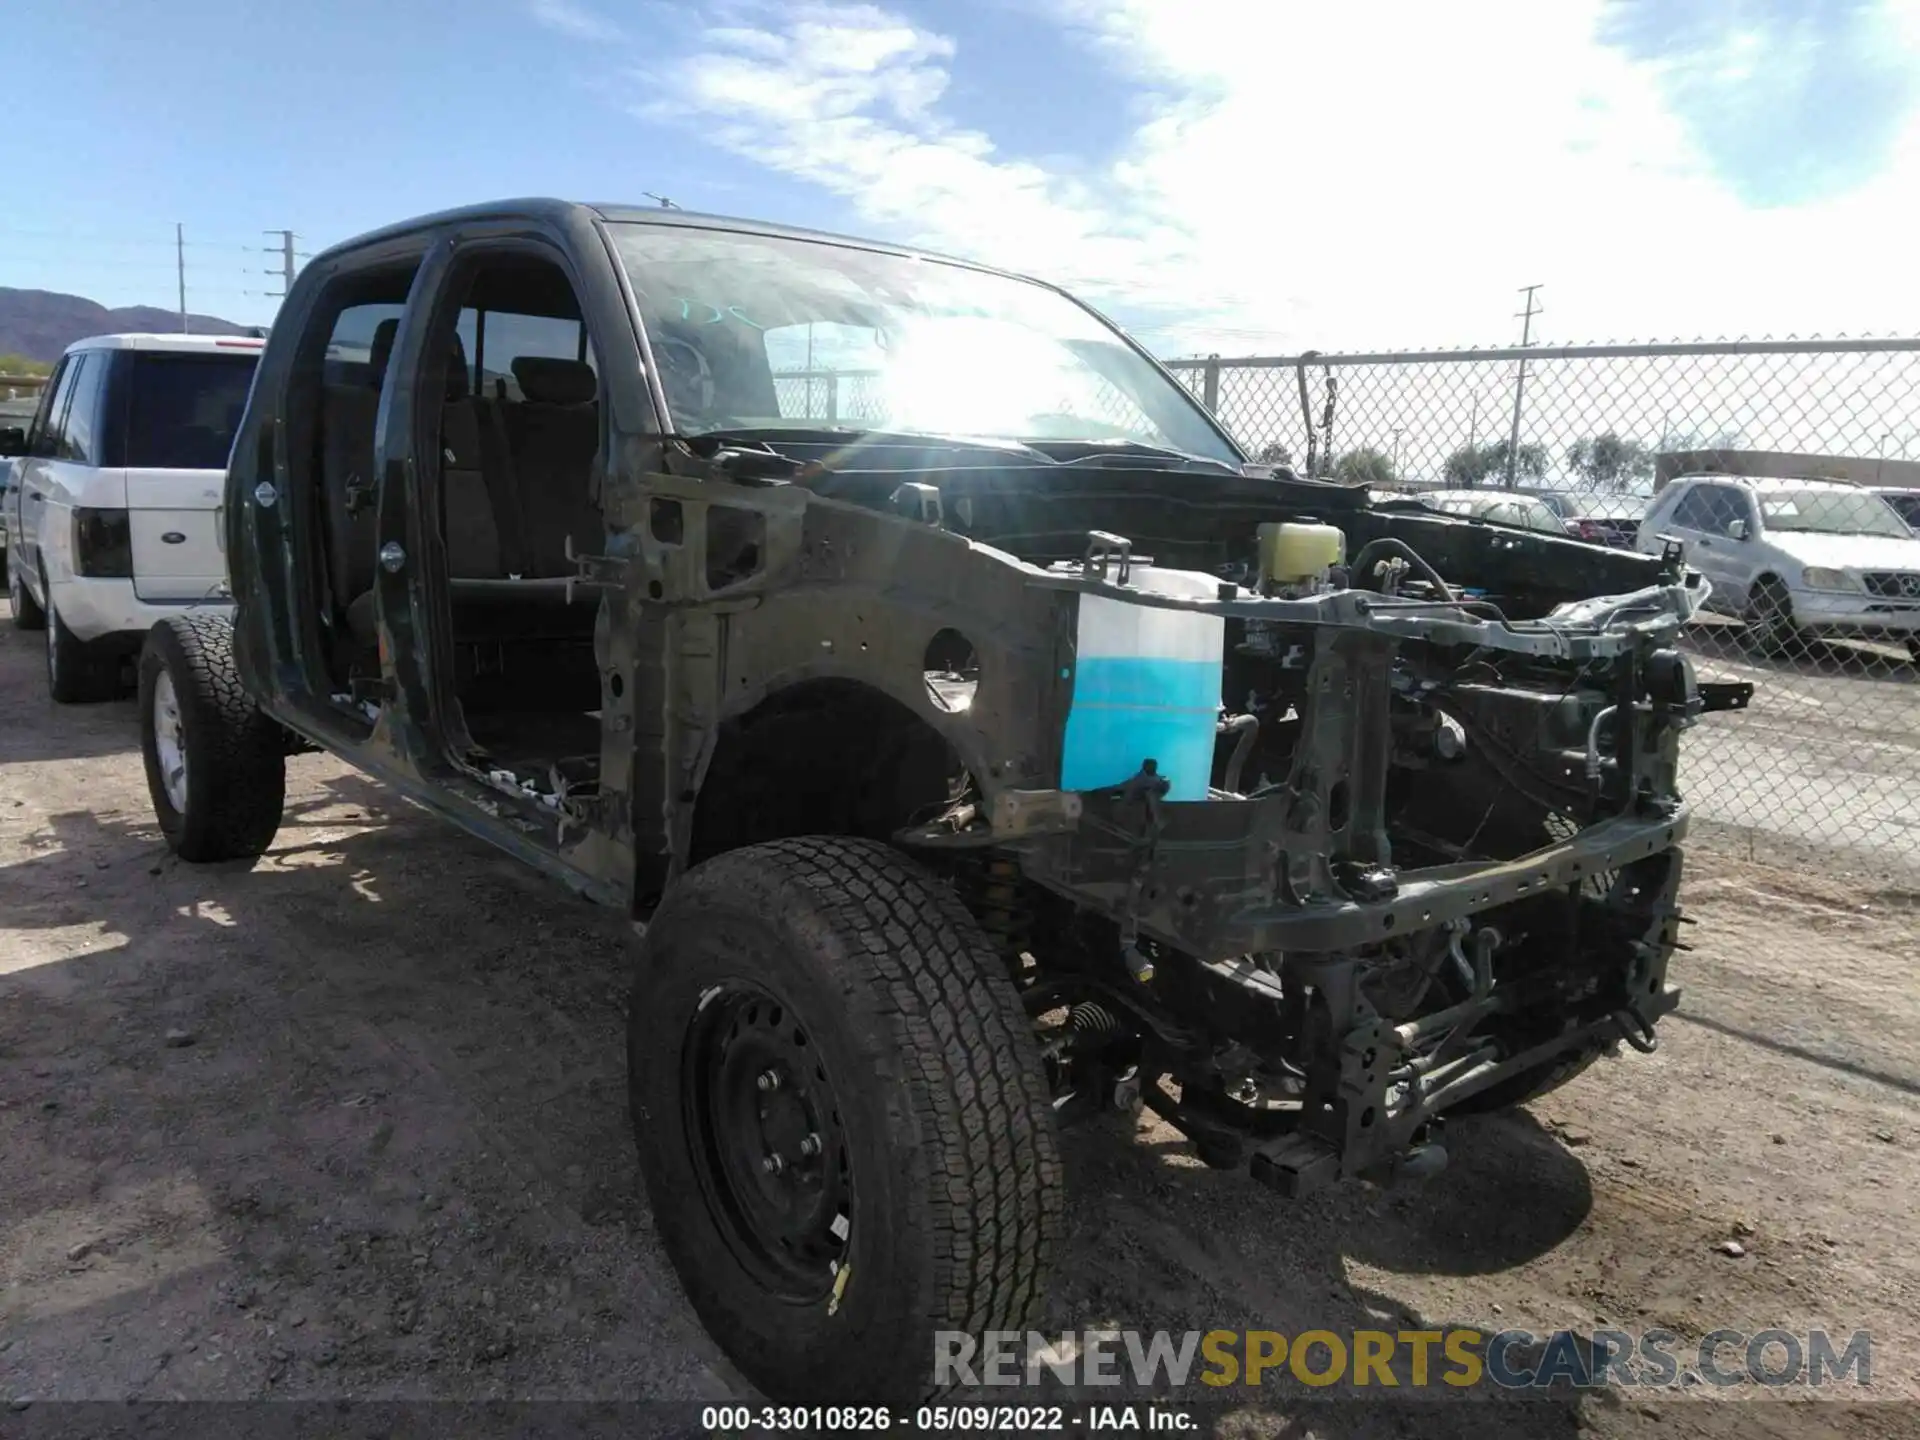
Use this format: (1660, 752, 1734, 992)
(1258, 522, 1346, 585)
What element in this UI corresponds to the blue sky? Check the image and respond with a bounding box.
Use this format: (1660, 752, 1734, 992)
(6, 0, 1920, 354)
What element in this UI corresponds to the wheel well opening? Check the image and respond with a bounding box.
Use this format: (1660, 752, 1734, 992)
(688, 680, 971, 867)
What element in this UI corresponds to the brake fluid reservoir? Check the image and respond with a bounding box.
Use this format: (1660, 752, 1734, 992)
(1060, 567, 1225, 801)
(1258, 522, 1345, 587)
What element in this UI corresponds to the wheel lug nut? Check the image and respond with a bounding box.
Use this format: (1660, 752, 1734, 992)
(798, 1133, 821, 1158)
(762, 1153, 785, 1175)
(756, 1069, 782, 1092)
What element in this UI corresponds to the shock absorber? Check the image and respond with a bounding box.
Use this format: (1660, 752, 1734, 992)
(977, 853, 1032, 957)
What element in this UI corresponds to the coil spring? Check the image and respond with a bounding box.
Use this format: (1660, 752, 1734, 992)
(1068, 1002, 1119, 1037)
(977, 853, 1032, 956)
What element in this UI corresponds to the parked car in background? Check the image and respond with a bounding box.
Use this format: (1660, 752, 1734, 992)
(1, 333, 264, 700)
(1408, 488, 1568, 535)
(1869, 486, 1920, 534)
(1520, 489, 1645, 547)
(1637, 473, 1920, 665)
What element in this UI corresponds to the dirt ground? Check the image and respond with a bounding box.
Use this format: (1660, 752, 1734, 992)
(2, 610, 1918, 1439)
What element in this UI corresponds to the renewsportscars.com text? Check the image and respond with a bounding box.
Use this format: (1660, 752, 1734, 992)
(935, 1327, 1872, 1390)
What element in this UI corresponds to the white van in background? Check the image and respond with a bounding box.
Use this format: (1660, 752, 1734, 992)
(1, 334, 263, 701)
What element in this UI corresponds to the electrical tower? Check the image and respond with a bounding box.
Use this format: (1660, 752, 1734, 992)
(1504, 284, 1543, 489)
(263, 230, 300, 298)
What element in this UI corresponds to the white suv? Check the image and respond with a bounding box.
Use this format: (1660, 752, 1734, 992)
(1636, 473, 1920, 665)
(1, 334, 263, 701)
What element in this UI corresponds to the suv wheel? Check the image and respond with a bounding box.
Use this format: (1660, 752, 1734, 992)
(1742, 577, 1799, 657)
(138, 615, 287, 862)
(628, 836, 1064, 1405)
(1907, 637, 1920, 672)
(8, 554, 46, 631)
(44, 575, 120, 703)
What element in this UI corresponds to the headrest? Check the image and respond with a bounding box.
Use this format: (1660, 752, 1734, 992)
(367, 318, 400, 386)
(445, 331, 470, 402)
(512, 355, 596, 407)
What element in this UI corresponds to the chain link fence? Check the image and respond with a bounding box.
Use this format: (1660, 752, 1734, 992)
(1165, 340, 1920, 866)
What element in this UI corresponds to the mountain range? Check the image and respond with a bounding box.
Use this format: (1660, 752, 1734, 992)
(0, 287, 251, 365)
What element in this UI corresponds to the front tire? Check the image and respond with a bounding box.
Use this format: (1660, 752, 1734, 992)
(8, 553, 46, 630)
(139, 614, 286, 862)
(1742, 577, 1799, 658)
(45, 578, 120, 703)
(629, 837, 1064, 1406)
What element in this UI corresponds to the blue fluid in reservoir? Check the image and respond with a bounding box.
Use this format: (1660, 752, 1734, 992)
(1060, 656, 1223, 801)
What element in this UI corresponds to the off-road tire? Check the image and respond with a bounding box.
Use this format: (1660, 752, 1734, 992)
(8, 553, 46, 630)
(139, 614, 286, 862)
(1906, 637, 1920, 672)
(629, 836, 1064, 1406)
(45, 575, 120, 703)
(1742, 577, 1798, 657)
(1448, 1042, 1605, 1115)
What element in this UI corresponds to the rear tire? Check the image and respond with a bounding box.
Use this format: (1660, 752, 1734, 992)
(45, 577, 120, 703)
(629, 836, 1064, 1405)
(8, 553, 45, 631)
(139, 614, 286, 862)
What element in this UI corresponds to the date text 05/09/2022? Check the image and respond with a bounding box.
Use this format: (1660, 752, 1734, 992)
(699, 1405, 1196, 1432)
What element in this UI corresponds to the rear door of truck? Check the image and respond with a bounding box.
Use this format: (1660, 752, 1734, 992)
(116, 345, 261, 603)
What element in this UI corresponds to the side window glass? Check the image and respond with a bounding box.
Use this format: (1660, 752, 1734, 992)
(60, 353, 106, 465)
(29, 357, 77, 458)
(323, 302, 408, 390)
(475, 310, 595, 402)
(1669, 487, 1710, 531)
(1696, 486, 1744, 537)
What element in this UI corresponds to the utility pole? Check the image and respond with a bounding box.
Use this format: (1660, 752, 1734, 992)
(1505, 283, 1542, 489)
(262, 230, 298, 298)
(176, 223, 189, 333)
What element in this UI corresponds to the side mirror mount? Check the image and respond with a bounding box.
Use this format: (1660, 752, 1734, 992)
(0, 426, 25, 459)
(1727, 518, 1749, 541)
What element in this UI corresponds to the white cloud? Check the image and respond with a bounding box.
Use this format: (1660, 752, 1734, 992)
(527, 0, 623, 42)
(619, 0, 1920, 358)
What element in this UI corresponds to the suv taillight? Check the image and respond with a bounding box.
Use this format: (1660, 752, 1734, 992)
(73, 507, 132, 578)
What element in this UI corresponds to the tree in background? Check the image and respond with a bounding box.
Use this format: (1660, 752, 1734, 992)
(0, 353, 52, 377)
(1254, 440, 1294, 468)
(1566, 431, 1653, 492)
(1333, 446, 1398, 486)
(1442, 439, 1548, 487)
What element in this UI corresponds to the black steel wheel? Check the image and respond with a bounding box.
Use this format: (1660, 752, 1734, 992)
(629, 836, 1063, 1406)
(681, 982, 855, 1304)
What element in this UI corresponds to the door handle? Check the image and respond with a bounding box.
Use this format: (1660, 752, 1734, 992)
(27, 491, 41, 501)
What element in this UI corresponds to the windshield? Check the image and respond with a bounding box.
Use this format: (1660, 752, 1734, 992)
(1760, 489, 1912, 538)
(610, 223, 1238, 462)
(126, 353, 259, 470)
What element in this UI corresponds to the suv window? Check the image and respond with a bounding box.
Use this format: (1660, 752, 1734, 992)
(125, 353, 259, 469)
(27, 355, 78, 459)
(58, 353, 106, 464)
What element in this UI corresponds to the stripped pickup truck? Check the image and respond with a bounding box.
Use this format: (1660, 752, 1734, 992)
(134, 198, 1750, 1405)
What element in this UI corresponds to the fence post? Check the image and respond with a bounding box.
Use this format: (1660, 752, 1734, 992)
(1202, 354, 1221, 414)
